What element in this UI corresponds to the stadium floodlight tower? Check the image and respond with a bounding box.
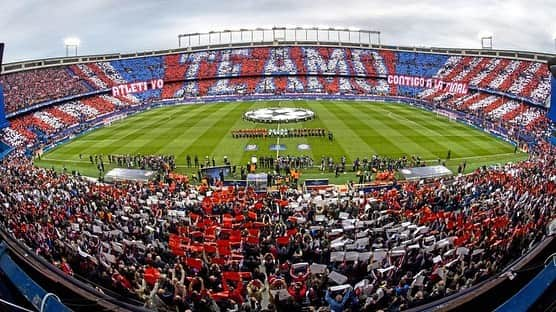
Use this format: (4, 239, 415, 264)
(478, 31, 493, 49)
(64, 37, 80, 57)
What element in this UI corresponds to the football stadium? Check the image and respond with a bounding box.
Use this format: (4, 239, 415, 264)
(0, 6, 555, 312)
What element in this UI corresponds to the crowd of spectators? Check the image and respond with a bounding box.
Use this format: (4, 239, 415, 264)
(45, 107, 80, 127)
(1, 95, 137, 147)
(1, 127, 29, 147)
(1, 46, 551, 119)
(435, 56, 550, 106)
(0, 137, 553, 311)
(81, 96, 116, 115)
(0, 67, 90, 113)
(104, 153, 176, 172)
(419, 90, 550, 139)
(0, 46, 553, 312)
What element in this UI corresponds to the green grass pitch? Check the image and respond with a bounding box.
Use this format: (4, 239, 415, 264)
(35, 100, 528, 184)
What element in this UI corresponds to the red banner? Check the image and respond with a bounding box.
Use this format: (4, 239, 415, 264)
(111, 79, 164, 96)
(387, 74, 468, 95)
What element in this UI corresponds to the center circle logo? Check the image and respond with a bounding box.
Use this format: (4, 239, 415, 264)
(244, 107, 315, 123)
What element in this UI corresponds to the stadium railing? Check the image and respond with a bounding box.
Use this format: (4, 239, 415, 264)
(0, 226, 151, 312)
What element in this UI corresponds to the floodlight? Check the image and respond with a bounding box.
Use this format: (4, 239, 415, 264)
(64, 37, 80, 56)
(64, 37, 80, 46)
(477, 31, 493, 40)
(478, 31, 493, 49)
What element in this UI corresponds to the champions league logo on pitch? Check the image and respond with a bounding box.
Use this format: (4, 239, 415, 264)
(297, 144, 311, 151)
(244, 107, 315, 123)
(244, 144, 258, 151)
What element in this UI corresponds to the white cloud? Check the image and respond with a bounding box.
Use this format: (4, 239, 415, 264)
(0, 0, 554, 62)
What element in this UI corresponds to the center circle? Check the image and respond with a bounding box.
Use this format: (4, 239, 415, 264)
(243, 107, 315, 123)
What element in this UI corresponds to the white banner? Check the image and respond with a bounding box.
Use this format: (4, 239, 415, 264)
(112, 79, 164, 96)
(387, 74, 468, 95)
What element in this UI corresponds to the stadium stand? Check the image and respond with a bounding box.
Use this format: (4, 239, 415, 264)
(0, 45, 553, 312)
(0, 47, 551, 115)
(0, 142, 553, 311)
(1, 77, 550, 148)
(0, 67, 91, 114)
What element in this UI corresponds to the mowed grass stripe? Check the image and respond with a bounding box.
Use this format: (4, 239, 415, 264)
(385, 104, 511, 156)
(353, 104, 433, 149)
(196, 102, 260, 164)
(60, 105, 213, 154)
(364, 103, 470, 156)
(60, 104, 210, 157)
(369, 103, 498, 157)
(306, 101, 376, 159)
(390, 104, 512, 151)
(332, 103, 426, 158)
(150, 103, 241, 156)
(355, 103, 468, 159)
(142, 104, 232, 156)
(299, 101, 349, 162)
(109, 104, 220, 154)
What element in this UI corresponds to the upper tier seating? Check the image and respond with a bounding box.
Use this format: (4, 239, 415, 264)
(1, 47, 550, 115)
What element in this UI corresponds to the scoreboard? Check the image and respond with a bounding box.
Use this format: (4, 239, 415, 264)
(0, 42, 9, 129)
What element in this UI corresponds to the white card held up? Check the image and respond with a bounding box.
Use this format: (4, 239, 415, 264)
(456, 247, 470, 256)
(412, 275, 425, 287)
(345, 252, 359, 262)
(377, 266, 395, 274)
(373, 250, 387, 262)
(328, 271, 348, 285)
(330, 252, 345, 262)
(310, 263, 327, 274)
(329, 284, 351, 292)
(358, 252, 372, 261)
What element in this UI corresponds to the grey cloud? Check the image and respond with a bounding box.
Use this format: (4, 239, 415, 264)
(0, 0, 554, 63)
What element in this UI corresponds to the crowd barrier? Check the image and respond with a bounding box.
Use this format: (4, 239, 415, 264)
(495, 254, 556, 312)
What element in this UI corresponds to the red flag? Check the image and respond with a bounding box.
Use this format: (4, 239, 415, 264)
(248, 211, 257, 220)
(144, 267, 160, 285)
(287, 228, 298, 237)
(186, 258, 203, 270)
(212, 291, 230, 300)
(246, 236, 259, 245)
(204, 244, 217, 254)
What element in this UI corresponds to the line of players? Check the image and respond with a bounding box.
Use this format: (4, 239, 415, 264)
(231, 128, 329, 138)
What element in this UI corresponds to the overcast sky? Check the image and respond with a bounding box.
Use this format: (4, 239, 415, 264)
(1, 0, 555, 63)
